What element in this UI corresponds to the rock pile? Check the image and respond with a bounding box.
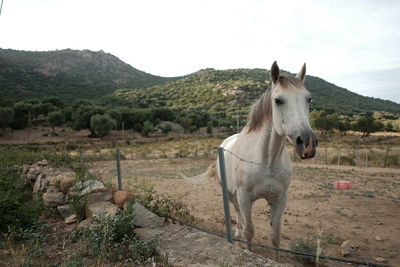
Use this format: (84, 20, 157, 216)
(21, 160, 146, 226)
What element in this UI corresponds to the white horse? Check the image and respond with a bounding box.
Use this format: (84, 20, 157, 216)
(213, 61, 318, 250)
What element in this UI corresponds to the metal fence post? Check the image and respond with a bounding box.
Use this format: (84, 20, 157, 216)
(116, 148, 122, 190)
(218, 147, 234, 243)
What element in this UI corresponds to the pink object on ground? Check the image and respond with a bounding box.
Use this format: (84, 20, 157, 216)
(333, 181, 353, 189)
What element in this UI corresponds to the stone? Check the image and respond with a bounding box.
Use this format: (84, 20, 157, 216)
(57, 204, 74, 219)
(114, 191, 133, 207)
(375, 257, 387, 263)
(375, 234, 382, 241)
(124, 202, 164, 228)
(33, 174, 47, 194)
(87, 191, 114, 204)
(340, 240, 358, 257)
(78, 218, 93, 229)
(47, 185, 61, 193)
(59, 173, 76, 193)
(71, 180, 106, 196)
(21, 165, 30, 174)
(65, 214, 78, 224)
(43, 192, 66, 207)
(142, 224, 284, 267)
(85, 201, 119, 219)
(36, 159, 48, 166)
(27, 172, 39, 181)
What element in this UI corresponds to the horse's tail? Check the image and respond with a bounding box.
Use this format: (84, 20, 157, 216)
(179, 161, 219, 185)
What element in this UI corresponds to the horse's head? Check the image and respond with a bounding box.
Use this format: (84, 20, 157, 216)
(269, 61, 318, 159)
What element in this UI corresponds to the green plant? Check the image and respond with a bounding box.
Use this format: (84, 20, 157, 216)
(289, 237, 318, 264)
(129, 181, 195, 223)
(141, 120, 154, 137)
(90, 114, 116, 137)
(325, 234, 343, 245)
(73, 205, 158, 264)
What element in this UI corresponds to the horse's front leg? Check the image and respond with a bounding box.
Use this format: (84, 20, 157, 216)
(237, 191, 254, 250)
(270, 193, 288, 248)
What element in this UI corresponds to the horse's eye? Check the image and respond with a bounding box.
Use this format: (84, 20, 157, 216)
(275, 98, 284, 106)
(307, 97, 312, 103)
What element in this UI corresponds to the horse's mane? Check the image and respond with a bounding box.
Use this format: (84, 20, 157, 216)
(245, 74, 302, 133)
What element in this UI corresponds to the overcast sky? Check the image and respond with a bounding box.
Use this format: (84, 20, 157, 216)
(1, 0, 399, 103)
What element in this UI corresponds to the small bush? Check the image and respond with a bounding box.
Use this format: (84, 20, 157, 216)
(90, 114, 116, 137)
(158, 122, 173, 134)
(73, 203, 158, 263)
(289, 238, 318, 264)
(141, 121, 154, 137)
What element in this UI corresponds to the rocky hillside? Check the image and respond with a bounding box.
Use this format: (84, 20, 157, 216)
(0, 48, 169, 102)
(113, 68, 400, 117)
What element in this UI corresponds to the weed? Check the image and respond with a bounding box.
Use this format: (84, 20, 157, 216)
(129, 181, 195, 223)
(325, 233, 343, 245)
(73, 204, 158, 264)
(289, 237, 319, 264)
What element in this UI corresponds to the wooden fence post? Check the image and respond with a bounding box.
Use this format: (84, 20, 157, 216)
(384, 144, 389, 168)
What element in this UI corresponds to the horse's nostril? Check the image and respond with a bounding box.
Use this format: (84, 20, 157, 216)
(296, 137, 303, 145)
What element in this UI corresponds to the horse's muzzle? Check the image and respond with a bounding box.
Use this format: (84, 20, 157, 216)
(294, 131, 318, 159)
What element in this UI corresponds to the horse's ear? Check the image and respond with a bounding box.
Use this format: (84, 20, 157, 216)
(270, 61, 280, 85)
(296, 63, 306, 83)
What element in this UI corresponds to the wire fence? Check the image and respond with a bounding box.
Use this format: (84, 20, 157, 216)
(294, 145, 400, 168)
(85, 147, 398, 267)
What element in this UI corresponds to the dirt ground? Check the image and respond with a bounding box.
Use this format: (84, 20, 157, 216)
(90, 158, 400, 266)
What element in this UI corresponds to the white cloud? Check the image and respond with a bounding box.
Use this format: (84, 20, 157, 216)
(0, 0, 399, 103)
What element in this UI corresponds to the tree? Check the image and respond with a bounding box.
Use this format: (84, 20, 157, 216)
(141, 121, 154, 137)
(90, 114, 116, 137)
(11, 102, 34, 129)
(310, 110, 338, 136)
(354, 113, 383, 138)
(42, 97, 65, 109)
(47, 111, 64, 133)
(337, 119, 351, 136)
(71, 105, 105, 136)
(0, 108, 14, 129)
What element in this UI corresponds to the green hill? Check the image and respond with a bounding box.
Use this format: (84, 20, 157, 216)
(0, 48, 169, 102)
(112, 68, 400, 118)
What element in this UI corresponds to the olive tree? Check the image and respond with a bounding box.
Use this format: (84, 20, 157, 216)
(90, 114, 116, 137)
(47, 111, 64, 133)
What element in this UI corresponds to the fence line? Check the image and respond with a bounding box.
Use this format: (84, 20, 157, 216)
(95, 147, 396, 267)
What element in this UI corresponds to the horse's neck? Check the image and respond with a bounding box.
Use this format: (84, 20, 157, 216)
(255, 124, 286, 164)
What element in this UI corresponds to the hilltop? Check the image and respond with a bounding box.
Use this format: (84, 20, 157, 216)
(113, 68, 400, 118)
(1, 49, 399, 116)
(0, 48, 169, 102)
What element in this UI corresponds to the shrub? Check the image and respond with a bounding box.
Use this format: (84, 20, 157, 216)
(73, 203, 158, 263)
(141, 121, 154, 137)
(289, 238, 318, 264)
(90, 114, 116, 137)
(158, 122, 172, 134)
